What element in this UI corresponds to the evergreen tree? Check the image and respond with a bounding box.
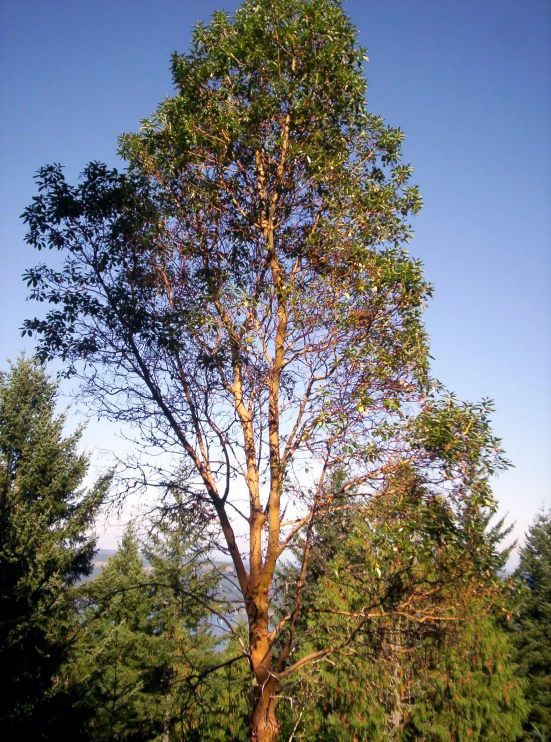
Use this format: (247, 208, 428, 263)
(73, 526, 169, 741)
(142, 503, 248, 741)
(0, 356, 108, 739)
(400, 610, 527, 741)
(276, 469, 527, 740)
(513, 511, 551, 739)
(73, 505, 243, 741)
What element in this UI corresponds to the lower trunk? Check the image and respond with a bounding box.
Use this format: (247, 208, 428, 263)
(248, 591, 279, 741)
(251, 676, 279, 742)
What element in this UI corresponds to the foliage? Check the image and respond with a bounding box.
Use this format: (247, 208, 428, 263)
(72, 526, 168, 741)
(0, 356, 108, 739)
(0, 359, 529, 740)
(142, 502, 250, 741)
(71, 500, 252, 741)
(279, 614, 526, 742)
(400, 613, 527, 742)
(513, 511, 551, 739)
(276, 468, 527, 740)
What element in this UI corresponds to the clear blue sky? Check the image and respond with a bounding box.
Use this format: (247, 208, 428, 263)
(1, 0, 549, 548)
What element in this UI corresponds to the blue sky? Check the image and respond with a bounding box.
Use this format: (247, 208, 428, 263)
(1, 0, 549, 548)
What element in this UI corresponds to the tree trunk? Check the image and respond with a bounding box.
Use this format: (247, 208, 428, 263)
(251, 676, 279, 742)
(249, 593, 279, 741)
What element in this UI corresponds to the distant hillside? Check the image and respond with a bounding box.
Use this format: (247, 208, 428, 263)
(95, 548, 117, 565)
(80, 548, 117, 582)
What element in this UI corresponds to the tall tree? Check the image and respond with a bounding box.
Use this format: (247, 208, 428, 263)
(513, 511, 551, 739)
(0, 357, 108, 739)
(21, 1, 508, 737)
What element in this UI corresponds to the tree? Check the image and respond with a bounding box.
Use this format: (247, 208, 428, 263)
(401, 613, 526, 742)
(279, 610, 526, 742)
(0, 356, 108, 739)
(513, 511, 551, 739)
(141, 499, 245, 741)
(73, 509, 248, 742)
(21, 1, 508, 738)
(72, 526, 166, 741)
(275, 469, 527, 740)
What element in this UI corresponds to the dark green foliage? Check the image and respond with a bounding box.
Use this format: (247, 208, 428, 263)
(279, 616, 526, 742)
(73, 526, 167, 741)
(141, 505, 249, 740)
(71, 505, 250, 741)
(400, 613, 527, 741)
(276, 469, 527, 740)
(0, 357, 109, 739)
(513, 511, 551, 739)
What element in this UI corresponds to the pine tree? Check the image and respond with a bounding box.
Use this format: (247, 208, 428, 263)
(73, 526, 168, 741)
(73, 505, 243, 741)
(142, 503, 247, 740)
(0, 356, 108, 739)
(276, 470, 527, 740)
(513, 511, 551, 739)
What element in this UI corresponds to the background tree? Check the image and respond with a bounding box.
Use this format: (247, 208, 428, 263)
(512, 511, 551, 740)
(275, 467, 527, 740)
(401, 612, 526, 742)
(73, 504, 248, 742)
(21, 0, 508, 738)
(141, 499, 249, 741)
(73, 526, 166, 741)
(0, 356, 108, 739)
